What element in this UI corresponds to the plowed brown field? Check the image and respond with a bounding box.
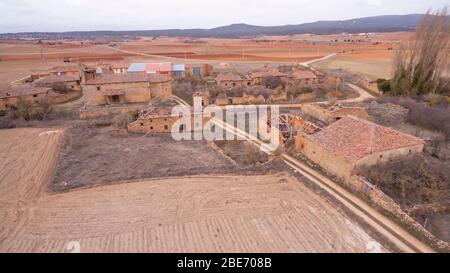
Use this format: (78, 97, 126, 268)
(0, 128, 386, 253)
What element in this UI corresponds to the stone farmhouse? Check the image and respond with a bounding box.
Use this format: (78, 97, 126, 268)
(302, 103, 369, 124)
(0, 86, 51, 110)
(186, 64, 214, 78)
(216, 73, 252, 88)
(10, 65, 82, 88)
(81, 67, 172, 106)
(295, 116, 425, 180)
(250, 70, 288, 86)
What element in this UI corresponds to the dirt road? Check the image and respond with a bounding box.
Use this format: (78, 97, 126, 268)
(0, 128, 385, 253)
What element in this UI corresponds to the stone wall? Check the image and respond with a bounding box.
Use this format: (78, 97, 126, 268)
(353, 176, 450, 252)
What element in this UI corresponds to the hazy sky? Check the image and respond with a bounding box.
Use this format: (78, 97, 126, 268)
(1, 0, 448, 33)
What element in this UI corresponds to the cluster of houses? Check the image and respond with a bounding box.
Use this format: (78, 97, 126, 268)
(215, 69, 318, 89)
(0, 61, 215, 111)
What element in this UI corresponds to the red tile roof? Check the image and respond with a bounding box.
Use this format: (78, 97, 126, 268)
(0, 86, 50, 99)
(306, 116, 424, 164)
(85, 72, 170, 85)
(216, 73, 243, 82)
(292, 70, 317, 80)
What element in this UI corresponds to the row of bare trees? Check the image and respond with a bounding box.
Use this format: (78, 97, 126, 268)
(392, 7, 450, 96)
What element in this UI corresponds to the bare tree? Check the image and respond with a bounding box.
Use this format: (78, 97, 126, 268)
(392, 7, 450, 96)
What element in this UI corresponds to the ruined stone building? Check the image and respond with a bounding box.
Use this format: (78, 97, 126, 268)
(301, 103, 369, 124)
(81, 68, 172, 106)
(216, 73, 251, 88)
(295, 116, 425, 180)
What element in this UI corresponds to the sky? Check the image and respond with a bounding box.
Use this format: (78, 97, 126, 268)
(0, 0, 448, 33)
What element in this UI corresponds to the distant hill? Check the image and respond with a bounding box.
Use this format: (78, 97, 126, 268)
(1, 14, 423, 38)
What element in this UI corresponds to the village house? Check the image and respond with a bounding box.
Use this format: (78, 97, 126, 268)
(301, 103, 369, 124)
(0, 86, 51, 110)
(128, 62, 173, 79)
(288, 70, 319, 86)
(216, 73, 251, 88)
(81, 68, 172, 106)
(11, 65, 82, 88)
(295, 116, 425, 180)
(186, 64, 214, 78)
(250, 70, 288, 86)
(128, 107, 211, 134)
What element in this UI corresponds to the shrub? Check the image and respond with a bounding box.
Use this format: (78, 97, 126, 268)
(243, 143, 267, 164)
(376, 79, 391, 93)
(357, 155, 449, 208)
(252, 87, 273, 100)
(377, 96, 450, 138)
(227, 86, 245, 98)
(114, 112, 134, 130)
(14, 99, 33, 121)
(262, 76, 283, 89)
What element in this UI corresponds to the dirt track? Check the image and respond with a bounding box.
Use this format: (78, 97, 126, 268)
(0, 128, 386, 253)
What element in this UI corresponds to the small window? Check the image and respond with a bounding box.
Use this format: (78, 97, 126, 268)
(164, 125, 169, 130)
(140, 123, 144, 127)
(379, 155, 383, 159)
(33, 94, 38, 98)
(150, 127, 154, 130)
(97, 86, 101, 91)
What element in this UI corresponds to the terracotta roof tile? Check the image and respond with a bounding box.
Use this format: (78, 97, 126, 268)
(306, 116, 424, 164)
